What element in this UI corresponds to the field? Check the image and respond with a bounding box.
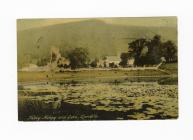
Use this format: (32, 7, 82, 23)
(18, 64, 178, 121)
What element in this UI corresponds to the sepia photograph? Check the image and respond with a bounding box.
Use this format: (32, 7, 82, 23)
(17, 17, 178, 121)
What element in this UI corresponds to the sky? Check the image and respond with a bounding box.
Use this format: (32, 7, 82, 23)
(17, 17, 177, 31)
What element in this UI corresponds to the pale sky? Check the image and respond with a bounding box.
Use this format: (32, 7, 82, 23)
(17, 17, 177, 31)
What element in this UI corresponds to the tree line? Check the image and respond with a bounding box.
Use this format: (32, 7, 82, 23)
(37, 35, 177, 69)
(119, 35, 177, 67)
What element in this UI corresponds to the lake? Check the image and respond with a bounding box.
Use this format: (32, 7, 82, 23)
(18, 76, 178, 121)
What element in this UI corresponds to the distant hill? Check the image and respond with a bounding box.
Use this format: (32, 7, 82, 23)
(17, 19, 177, 68)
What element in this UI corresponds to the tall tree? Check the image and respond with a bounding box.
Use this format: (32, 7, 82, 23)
(67, 48, 89, 69)
(161, 40, 177, 62)
(127, 35, 177, 66)
(90, 58, 99, 68)
(146, 35, 162, 65)
(128, 38, 147, 66)
(119, 52, 130, 67)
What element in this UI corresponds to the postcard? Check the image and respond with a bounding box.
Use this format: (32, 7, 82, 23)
(17, 17, 178, 121)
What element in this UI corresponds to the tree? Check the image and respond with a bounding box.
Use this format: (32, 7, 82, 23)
(128, 38, 147, 66)
(119, 52, 130, 67)
(67, 48, 89, 69)
(103, 61, 107, 68)
(161, 40, 177, 63)
(109, 62, 115, 68)
(145, 35, 162, 65)
(90, 58, 99, 68)
(126, 35, 177, 66)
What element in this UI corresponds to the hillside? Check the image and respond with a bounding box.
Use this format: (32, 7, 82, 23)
(17, 19, 177, 68)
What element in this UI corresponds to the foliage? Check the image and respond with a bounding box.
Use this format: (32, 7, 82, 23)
(90, 58, 99, 68)
(145, 35, 162, 65)
(119, 53, 130, 67)
(127, 35, 177, 66)
(109, 62, 115, 68)
(128, 38, 147, 66)
(161, 41, 177, 63)
(67, 48, 90, 69)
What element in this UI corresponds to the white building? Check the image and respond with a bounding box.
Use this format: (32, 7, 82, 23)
(127, 58, 135, 67)
(96, 56, 121, 68)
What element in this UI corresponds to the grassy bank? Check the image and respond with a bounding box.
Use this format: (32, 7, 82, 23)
(18, 69, 172, 83)
(159, 63, 178, 74)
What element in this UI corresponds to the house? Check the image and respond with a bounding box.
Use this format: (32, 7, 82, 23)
(127, 58, 135, 67)
(97, 60, 106, 68)
(95, 56, 121, 68)
(105, 56, 121, 68)
(96, 55, 135, 68)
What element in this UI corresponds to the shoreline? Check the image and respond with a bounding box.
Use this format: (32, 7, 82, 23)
(18, 63, 178, 83)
